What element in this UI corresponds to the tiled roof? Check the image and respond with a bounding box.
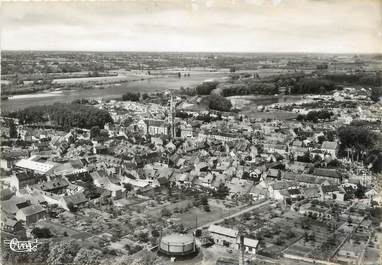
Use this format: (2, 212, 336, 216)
(63, 192, 87, 206)
(145, 119, 167, 127)
(314, 168, 339, 178)
(321, 141, 338, 150)
(19, 204, 45, 216)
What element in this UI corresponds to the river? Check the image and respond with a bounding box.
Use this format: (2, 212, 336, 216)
(1, 72, 228, 113)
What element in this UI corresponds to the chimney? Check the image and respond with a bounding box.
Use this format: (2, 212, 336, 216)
(239, 234, 245, 265)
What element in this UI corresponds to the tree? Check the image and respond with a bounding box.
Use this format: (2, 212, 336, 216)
(151, 229, 160, 238)
(99, 129, 109, 139)
(201, 196, 209, 206)
(137, 232, 149, 243)
(161, 208, 172, 217)
(214, 183, 230, 199)
(67, 201, 76, 212)
(196, 81, 218, 95)
(7, 119, 18, 138)
(370, 87, 382, 102)
(123, 183, 133, 192)
(291, 78, 335, 94)
(90, 126, 101, 139)
(73, 248, 101, 265)
(122, 92, 140, 102)
(366, 149, 382, 173)
(194, 229, 202, 237)
(31, 227, 53, 238)
(208, 94, 232, 112)
(354, 183, 366, 199)
(275, 237, 284, 245)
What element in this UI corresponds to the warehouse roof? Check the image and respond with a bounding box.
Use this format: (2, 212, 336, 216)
(15, 159, 55, 174)
(209, 224, 238, 238)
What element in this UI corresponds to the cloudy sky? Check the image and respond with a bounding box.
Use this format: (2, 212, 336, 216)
(1, 0, 381, 53)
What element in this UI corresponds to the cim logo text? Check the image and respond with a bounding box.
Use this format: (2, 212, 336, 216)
(4, 238, 39, 253)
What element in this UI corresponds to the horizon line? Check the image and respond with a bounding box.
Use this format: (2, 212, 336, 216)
(2, 49, 382, 55)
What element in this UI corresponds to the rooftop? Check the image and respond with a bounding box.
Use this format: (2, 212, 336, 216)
(209, 224, 238, 238)
(15, 159, 55, 174)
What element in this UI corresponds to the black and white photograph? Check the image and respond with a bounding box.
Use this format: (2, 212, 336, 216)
(0, 0, 381, 265)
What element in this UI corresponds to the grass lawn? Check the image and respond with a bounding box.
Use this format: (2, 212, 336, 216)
(173, 205, 235, 229)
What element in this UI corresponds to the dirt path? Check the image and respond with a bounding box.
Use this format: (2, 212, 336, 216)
(197, 200, 271, 230)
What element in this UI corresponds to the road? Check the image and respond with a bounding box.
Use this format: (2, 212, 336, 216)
(197, 200, 272, 230)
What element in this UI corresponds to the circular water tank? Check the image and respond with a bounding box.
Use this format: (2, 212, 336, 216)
(159, 233, 195, 256)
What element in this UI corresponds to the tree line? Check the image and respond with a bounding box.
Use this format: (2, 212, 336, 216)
(221, 81, 278, 97)
(323, 72, 382, 87)
(7, 103, 113, 131)
(297, 110, 334, 123)
(291, 78, 335, 94)
(121, 92, 149, 101)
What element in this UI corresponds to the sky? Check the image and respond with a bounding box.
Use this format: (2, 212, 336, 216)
(1, 0, 381, 53)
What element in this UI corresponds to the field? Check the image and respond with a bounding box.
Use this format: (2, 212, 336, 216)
(229, 95, 300, 120)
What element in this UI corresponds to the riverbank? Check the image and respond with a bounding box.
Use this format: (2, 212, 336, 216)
(1, 71, 228, 113)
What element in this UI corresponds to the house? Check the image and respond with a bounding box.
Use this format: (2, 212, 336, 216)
(22, 190, 47, 205)
(122, 178, 155, 193)
(145, 119, 169, 135)
(268, 181, 294, 200)
(249, 185, 267, 201)
(15, 204, 46, 225)
(301, 186, 321, 200)
(8, 172, 43, 191)
(208, 224, 239, 248)
(282, 172, 332, 186)
(91, 171, 125, 199)
(180, 124, 193, 138)
(31, 178, 69, 194)
(286, 162, 313, 173)
(263, 144, 287, 155)
(1, 215, 24, 233)
(1, 157, 15, 171)
(1, 197, 30, 215)
(151, 137, 164, 147)
(60, 192, 87, 211)
(264, 169, 281, 180)
(321, 141, 338, 158)
(236, 237, 259, 254)
(314, 168, 341, 182)
(287, 187, 304, 201)
(172, 172, 194, 189)
(320, 185, 344, 201)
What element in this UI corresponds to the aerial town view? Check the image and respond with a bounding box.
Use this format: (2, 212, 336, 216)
(0, 1, 381, 265)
